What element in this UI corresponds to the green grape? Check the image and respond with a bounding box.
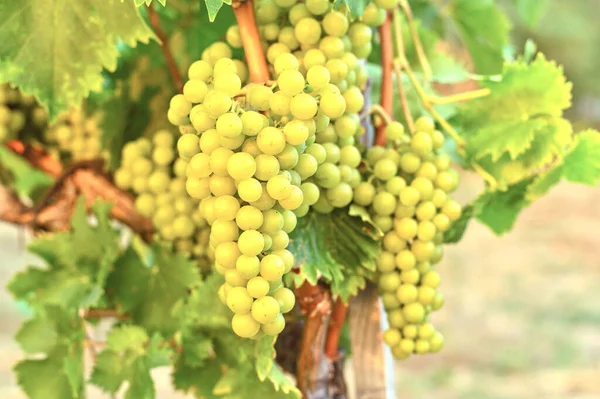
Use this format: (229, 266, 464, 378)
(260, 254, 285, 281)
(281, 210, 297, 233)
(257, 127, 286, 155)
(348, 22, 372, 47)
(399, 186, 420, 207)
(278, 27, 300, 50)
(238, 230, 265, 256)
(306, 65, 330, 90)
(290, 93, 318, 120)
(232, 313, 260, 338)
(186, 178, 211, 199)
(300, 182, 320, 206)
(267, 43, 291, 65)
(295, 18, 322, 45)
(261, 313, 285, 335)
(373, 192, 397, 216)
(396, 284, 418, 304)
(216, 112, 243, 138)
(362, 3, 386, 27)
(263, 23, 281, 41)
(289, 3, 310, 25)
(249, 85, 273, 111)
(315, 162, 341, 188)
(283, 119, 309, 146)
(395, 250, 417, 271)
(383, 231, 406, 253)
(183, 80, 208, 104)
(414, 116, 435, 133)
(394, 217, 417, 240)
(215, 241, 241, 269)
(177, 133, 200, 159)
(190, 106, 216, 133)
(429, 331, 444, 353)
(399, 152, 421, 174)
(226, 25, 243, 48)
(374, 158, 398, 181)
(226, 286, 254, 314)
(148, 171, 171, 194)
(209, 147, 234, 176)
(250, 184, 277, 210)
(236, 205, 264, 230)
(274, 53, 300, 75)
(417, 286, 436, 306)
(131, 158, 153, 177)
(353, 182, 375, 206)
(278, 185, 304, 210)
(343, 87, 364, 114)
(256, 0, 280, 23)
(319, 36, 345, 59)
(215, 195, 241, 221)
(378, 272, 402, 292)
(114, 168, 133, 189)
(235, 255, 260, 279)
(237, 178, 262, 203)
(415, 202, 436, 221)
(199, 130, 220, 155)
(376, 251, 397, 273)
(262, 234, 273, 251)
(260, 209, 284, 235)
(294, 153, 318, 180)
(411, 131, 433, 155)
(204, 90, 233, 119)
(322, 11, 349, 36)
(187, 153, 211, 178)
(272, 287, 295, 313)
(325, 59, 348, 84)
(134, 194, 155, 217)
(403, 303, 425, 324)
(306, 143, 327, 164)
(278, 70, 306, 96)
(431, 130, 445, 149)
(226, 152, 256, 181)
(254, 155, 285, 181)
(384, 177, 405, 196)
(247, 276, 271, 299)
(173, 216, 195, 238)
(269, 91, 292, 116)
(266, 175, 292, 200)
(211, 219, 239, 244)
(170, 94, 192, 117)
(322, 143, 340, 163)
(326, 183, 353, 208)
(251, 296, 281, 324)
(441, 199, 461, 221)
(319, 92, 346, 119)
(277, 145, 299, 169)
(303, 49, 327, 69)
(339, 145, 361, 168)
(305, 0, 329, 15)
(417, 221, 437, 241)
(383, 329, 402, 347)
(152, 147, 175, 166)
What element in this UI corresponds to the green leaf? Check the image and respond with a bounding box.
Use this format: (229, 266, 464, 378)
(476, 180, 532, 235)
(339, 0, 368, 18)
(205, 0, 226, 21)
(14, 347, 81, 399)
(107, 245, 201, 336)
(449, 0, 511, 74)
(0, 0, 156, 121)
(288, 209, 380, 302)
(255, 335, 275, 382)
(443, 203, 480, 244)
(0, 146, 53, 196)
(107, 325, 149, 352)
(172, 357, 221, 397)
(515, 0, 549, 27)
(135, 0, 167, 6)
(15, 317, 59, 354)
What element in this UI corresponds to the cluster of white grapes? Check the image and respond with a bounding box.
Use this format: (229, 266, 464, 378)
(226, 0, 389, 214)
(114, 132, 213, 266)
(0, 83, 46, 142)
(44, 108, 106, 161)
(353, 117, 462, 359)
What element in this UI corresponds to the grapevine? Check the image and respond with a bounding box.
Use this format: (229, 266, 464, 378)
(0, 1, 598, 398)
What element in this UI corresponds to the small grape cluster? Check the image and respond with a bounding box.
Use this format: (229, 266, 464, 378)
(353, 117, 462, 359)
(114, 132, 213, 266)
(44, 108, 105, 161)
(0, 83, 47, 142)
(227, 0, 385, 214)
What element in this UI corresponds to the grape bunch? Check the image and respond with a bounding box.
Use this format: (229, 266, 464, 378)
(353, 117, 462, 359)
(114, 132, 213, 266)
(226, 0, 387, 214)
(0, 83, 47, 142)
(44, 108, 106, 161)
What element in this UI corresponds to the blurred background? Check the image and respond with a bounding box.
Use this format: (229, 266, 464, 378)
(1, 1, 600, 398)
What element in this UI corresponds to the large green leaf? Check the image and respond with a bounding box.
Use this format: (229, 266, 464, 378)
(0, 146, 53, 197)
(448, 0, 511, 74)
(106, 245, 201, 336)
(515, 0, 550, 27)
(287, 208, 380, 302)
(0, 0, 156, 121)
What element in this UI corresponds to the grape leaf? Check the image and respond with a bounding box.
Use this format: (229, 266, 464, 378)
(443, 203, 481, 244)
(527, 129, 600, 199)
(90, 326, 171, 398)
(0, 146, 53, 197)
(337, 0, 368, 18)
(448, 0, 511, 74)
(476, 179, 532, 235)
(14, 346, 82, 399)
(205, 0, 226, 22)
(515, 0, 550, 27)
(135, 0, 167, 6)
(287, 208, 380, 302)
(172, 357, 222, 397)
(106, 245, 201, 336)
(255, 335, 276, 382)
(0, 0, 157, 121)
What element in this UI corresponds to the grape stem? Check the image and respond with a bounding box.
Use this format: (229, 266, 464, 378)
(82, 308, 129, 320)
(148, 5, 184, 92)
(368, 104, 393, 126)
(391, 9, 498, 189)
(324, 298, 348, 361)
(376, 13, 394, 147)
(398, 0, 432, 81)
(233, 1, 270, 83)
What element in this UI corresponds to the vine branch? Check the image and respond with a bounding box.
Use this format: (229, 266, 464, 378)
(399, 0, 432, 81)
(376, 13, 394, 146)
(148, 5, 183, 92)
(324, 298, 348, 361)
(233, 1, 270, 83)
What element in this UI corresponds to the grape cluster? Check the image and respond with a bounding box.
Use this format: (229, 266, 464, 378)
(227, 0, 385, 214)
(0, 83, 47, 142)
(44, 108, 106, 161)
(114, 132, 213, 266)
(353, 117, 462, 359)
